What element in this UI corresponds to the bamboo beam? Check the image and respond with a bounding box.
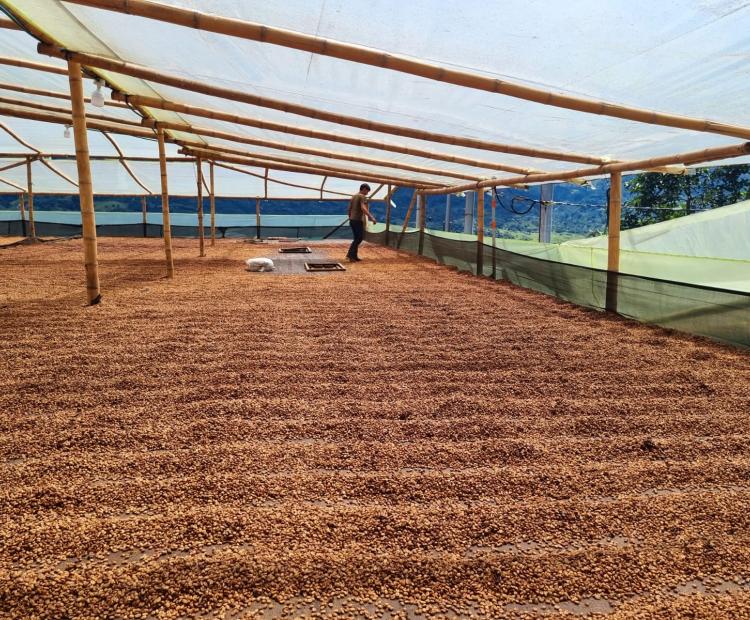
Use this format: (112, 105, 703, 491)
(0, 158, 29, 173)
(255, 196, 261, 239)
(0, 81, 129, 108)
(319, 175, 327, 200)
(397, 190, 419, 249)
(476, 189, 484, 275)
(423, 141, 750, 195)
(141, 195, 148, 237)
(209, 160, 216, 246)
(0, 95, 143, 127)
(18, 192, 26, 237)
(157, 126, 174, 277)
(25, 157, 35, 239)
(101, 131, 153, 193)
(213, 161, 350, 197)
(116, 92, 547, 175)
(0, 175, 25, 191)
(384, 184, 394, 245)
(263, 168, 268, 199)
(0, 151, 190, 162)
(68, 60, 101, 305)
(0, 18, 21, 30)
(606, 171, 622, 312)
(0, 55, 67, 75)
(39, 45, 603, 165)
(490, 191, 497, 279)
(64, 0, 750, 142)
(181, 146, 443, 188)
(417, 193, 426, 256)
(196, 157, 205, 257)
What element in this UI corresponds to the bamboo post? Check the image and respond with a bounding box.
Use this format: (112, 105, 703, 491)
(606, 171, 622, 312)
(157, 126, 174, 278)
(491, 190, 497, 279)
(67, 60, 100, 304)
(384, 184, 392, 245)
(263, 168, 268, 199)
(417, 193, 426, 256)
(255, 197, 261, 239)
(444, 193, 451, 232)
(396, 190, 418, 249)
(25, 157, 35, 239)
(209, 160, 216, 246)
(320, 175, 327, 199)
(141, 194, 148, 237)
(476, 189, 485, 276)
(196, 156, 205, 257)
(18, 191, 26, 237)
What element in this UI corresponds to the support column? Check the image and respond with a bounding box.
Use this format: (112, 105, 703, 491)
(141, 195, 148, 238)
(463, 191, 474, 233)
(26, 157, 36, 240)
(157, 127, 175, 278)
(444, 193, 451, 232)
(196, 156, 205, 257)
(67, 60, 100, 304)
(476, 190, 485, 276)
(606, 171, 622, 312)
(538, 183, 554, 243)
(384, 184, 392, 245)
(491, 190, 497, 279)
(18, 192, 26, 238)
(209, 161, 216, 247)
(417, 193, 426, 255)
(255, 197, 261, 239)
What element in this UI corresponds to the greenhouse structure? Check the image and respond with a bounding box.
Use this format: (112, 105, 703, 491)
(1, 2, 750, 619)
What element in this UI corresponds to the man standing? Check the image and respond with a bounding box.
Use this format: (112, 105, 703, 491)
(346, 183, 377, 262)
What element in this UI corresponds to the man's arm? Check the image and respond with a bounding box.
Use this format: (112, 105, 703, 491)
(361, 197, 377, 223)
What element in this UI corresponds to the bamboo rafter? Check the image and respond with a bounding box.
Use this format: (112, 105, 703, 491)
(213, 161, 350, 197)
(0, 94, 144, 127)
(101, 131, 153, 194)
(62, 0, 750, 142)
(0, 80, 130, 108)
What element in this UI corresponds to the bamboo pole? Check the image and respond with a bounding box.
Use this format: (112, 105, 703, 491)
(25, 158, 36, 240)
(606, 171, 622, 312)
(255, 197, 261, 239)
(417, 193, 426, 256)
(214, 160, 349, 197)
(59, 1, 750, 142)
(40, 45, 603, 165)
(157, 127, 174, 277)
(117, 93, 549, 174)
(491, 191, 497, 279)
(180, 146, 442, 188)
(0, 80, 130, 108)
(141, 195, 148, 237)
(18, 191, 26, 237)
(178, 139, 448, 186)
(209, 161, 216, 246)
(0, 18, 21, 30)
(67, 60, 100, 305)
(319, 176, 327, 199)
(196, 157, 205, 257)
(0, 151, 191, 162)
(422, 141, 750, 195)
(384, 184, 393, 245)
(0, 55, 67, 75)
(476, 189, 484, 276)
(397, 190, 419, 249)
(264, 168, 268, 199)
(0, 95, 144, 126)
(102, 131, 153, 194)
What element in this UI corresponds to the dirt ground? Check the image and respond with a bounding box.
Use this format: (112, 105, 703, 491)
(1, 237, 750, 619)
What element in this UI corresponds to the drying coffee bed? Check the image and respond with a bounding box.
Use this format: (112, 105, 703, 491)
(1, 237, 749, 619)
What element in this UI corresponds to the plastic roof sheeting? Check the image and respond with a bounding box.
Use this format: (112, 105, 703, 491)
(0, 0, 749, 195)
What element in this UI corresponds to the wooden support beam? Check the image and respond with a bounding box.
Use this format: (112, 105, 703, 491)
(0, 18, 21, 30)
(423, 141, 750, 195)
(397, 190, 419, 249)
(0, 95, 143, 127)
(157, 127, 174, 277)
(490, 191, 497, 279)
(417, 193, 426, 256)
(263, 168, 268, 199)
(102, 131, 153, 194)
(141, 195, 148, 237)
(606, 171, 622, 313)
(67, 60, 101, 305)
(476, 189, 484, 276)
(18, 192, 26, 237)
(319, 175, 327, 200)
(180, 146, 442, 189)
(384, 184, 394, 246)
(0, 55, 67, 75)
(255, 197, 261, 239)
(214, 160, 349, 197)
(196, 157, 205, 257)
(116, 92, 545, 175)
(209, 160, 216, 246)
(39, 45, 603, 165)
(0, 80, 129, 108)
(62, 1, 750, 141)
(25, 157, 36, 240)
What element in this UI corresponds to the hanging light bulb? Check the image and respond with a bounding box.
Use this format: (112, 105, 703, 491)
(64, 124, 71, 138)
(91, 78, 105, 108)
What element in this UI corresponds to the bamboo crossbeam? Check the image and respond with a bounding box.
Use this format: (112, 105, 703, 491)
(0, 175, 25, 191)
(26, 158, 36, 239)
(209, 161, 216, 246)
(102, 131, 153, 194)
(115, 92, 547, 175)
(68, 60, 101, 305)
(0, 18, 21, 30)
(38, 45, 602, 165)
(181, 146, 444, 188)
(156, 127, 174, 277)
(196, 157, 205, 257)
(62, 0, 750, 142)
(0, 152, 190, 162)
(422, 142, 750, 195)
(397, 190, 419, 248)
(0, 55, 67, 75)
(0, 94, 143, 127)
(178, 140, 449, 187)
(213, 161, 350, 197)
(0, 159, 28, 173)
(0, 80, 129, 108)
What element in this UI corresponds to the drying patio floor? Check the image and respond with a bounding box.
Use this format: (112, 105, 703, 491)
(1, 237, 750, 619)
